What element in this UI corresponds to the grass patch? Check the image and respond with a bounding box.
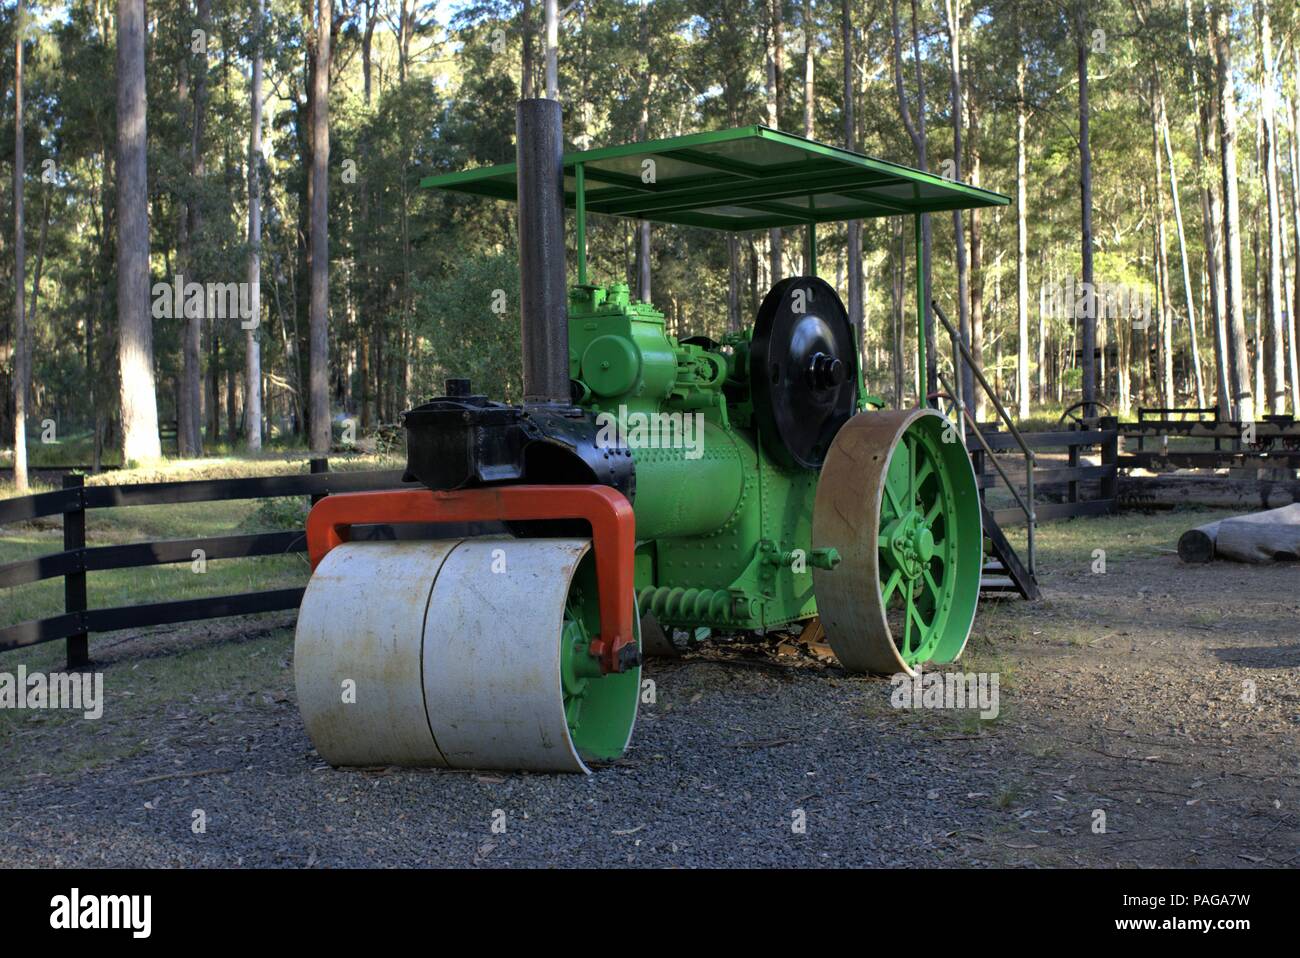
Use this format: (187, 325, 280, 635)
(0, 626, 295, 785)
(0, 490, 310, 631)
(1031, 507, 1236, 571)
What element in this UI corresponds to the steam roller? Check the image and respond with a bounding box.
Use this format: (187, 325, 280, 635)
(295, 100, 1005, 773)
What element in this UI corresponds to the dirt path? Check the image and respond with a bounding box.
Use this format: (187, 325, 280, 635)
(969, 551, 1300, 866)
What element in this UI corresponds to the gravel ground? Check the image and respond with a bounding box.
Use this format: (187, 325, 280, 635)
(2, 655, 1025, 868)
(2, 513, 1297, 868)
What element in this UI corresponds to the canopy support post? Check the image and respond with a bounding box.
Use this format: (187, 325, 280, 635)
(806, 222, 817, 277)
(914, 212, 926, 407)
(576, 162, 587, 286)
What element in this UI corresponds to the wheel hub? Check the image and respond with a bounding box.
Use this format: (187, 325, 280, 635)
(882, 511, 934, 579)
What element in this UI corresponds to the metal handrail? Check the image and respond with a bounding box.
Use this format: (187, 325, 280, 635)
(931, 300, 1036, 462)
(937, 372, 1033, 521)
(930, 299, 1035, 576)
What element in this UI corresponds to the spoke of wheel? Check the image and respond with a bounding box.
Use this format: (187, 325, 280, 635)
(907, 436, 917, 504)
(881, 568, 903, 604)
(901, 580, 915, 654)
(915, 457, 934, 493)
(923, 567, 942, 603)
(925, 497, 943, 524)
(883, 477, 905, 519)
(908, 601, 929, 636)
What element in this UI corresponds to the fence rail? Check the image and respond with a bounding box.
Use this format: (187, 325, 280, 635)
(0, 460, 407, 666)
(967, 419, 1118, 528)
(1118, 411, 1300, 470)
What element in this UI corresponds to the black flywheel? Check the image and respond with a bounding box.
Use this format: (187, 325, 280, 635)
(750, 276, 859, 469)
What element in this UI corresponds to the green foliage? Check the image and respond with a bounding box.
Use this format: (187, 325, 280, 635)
(243, 495, 310, 532)
(0, 0, 1294, 460)
(412, 250, 522, 403)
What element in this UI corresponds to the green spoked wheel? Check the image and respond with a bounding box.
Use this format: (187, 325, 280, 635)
(812, 408, 982, 675)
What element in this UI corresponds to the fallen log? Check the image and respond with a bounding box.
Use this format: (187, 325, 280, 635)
(1120, 473, 1300, 511)
(1178, 503, 1300, 563)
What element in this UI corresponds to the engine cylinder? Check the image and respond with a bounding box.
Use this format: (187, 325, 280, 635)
(629, 419, 745, 539)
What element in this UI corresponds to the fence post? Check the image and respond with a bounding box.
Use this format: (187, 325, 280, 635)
(310, 456, 329, 506)
(63, 473, 89, 669)
(1099, 415, 1118, 509)
(1067, 426, 1080, 504)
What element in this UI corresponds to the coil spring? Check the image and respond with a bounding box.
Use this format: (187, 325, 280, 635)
(638, 586, 735, 623)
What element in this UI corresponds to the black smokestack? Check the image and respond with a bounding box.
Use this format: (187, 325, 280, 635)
(515, 98, 569, 404)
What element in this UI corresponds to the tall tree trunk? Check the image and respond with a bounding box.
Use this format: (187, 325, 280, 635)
(1158, 86, 1207, 407)
(637, 4, 653, 303)
(1015, 39, 1030, 419)
(766, 0, 783, 283)
(174, 32, 198, 456)
(308, 0, 333, 452)
(1150, 83, 1175, 410)
(1256, 0, 1285, 413)
(727, 233, 741, 332)
(1037, 254, 1047, 402)
(362, 0, 376, 103)
(1187, 0, 1230, 416)
(968, 69, 985, 420)
(1287, 49, 1300, 413)
(207, 332, 220, 439)
(1204, 108, 1232, 417)
(1252, 205, 1264, 406)
(891, 0, 933, 398)
(116, 0, 162, 463)
(543, 0, 557, 99)
(803, 0, 815, 138)
(842, 0, 863, 356)
(1281, 152, 1298, 415)
(26, 191, 49, 372)
(1076, 4, 1097, 416)
(188, 0, 212, 453)
(804, 0, 815, 274)
(942, 0, 973, 410)
(246, 0, 264, 450)
(226, 364, 237, 443)
(11, 0, 27, 492)
(1211, 1, 1254, 421)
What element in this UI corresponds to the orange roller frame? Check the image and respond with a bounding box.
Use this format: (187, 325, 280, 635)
(304, 485, 637, 674)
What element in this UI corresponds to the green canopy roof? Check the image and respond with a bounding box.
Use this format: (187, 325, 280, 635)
(419, 125, 1008, 231)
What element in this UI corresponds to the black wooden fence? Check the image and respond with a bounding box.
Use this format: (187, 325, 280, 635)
(0, 459, 406, 668)
(968, 417, 1119, 526)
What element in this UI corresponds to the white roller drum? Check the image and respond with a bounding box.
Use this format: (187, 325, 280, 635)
(295, 540, 454, 767)
(422, 538, 625, 773)
(295, 537, 638, 774)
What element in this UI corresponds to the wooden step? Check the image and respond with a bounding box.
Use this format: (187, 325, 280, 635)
(980, 575, 1019, 591)
(978, 503, 1040, 600)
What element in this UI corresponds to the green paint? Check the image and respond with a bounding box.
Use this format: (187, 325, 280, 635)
(915, 212, 925, 404)
(876, 414, 982, 666)
(421, 125, 1009, 231)
(561, 550, 640, 761)
(567, 280, 981, 667)
(420, 125, 996, 679)
(575, 162, 587, 286)
(569, 282, 818, 632)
